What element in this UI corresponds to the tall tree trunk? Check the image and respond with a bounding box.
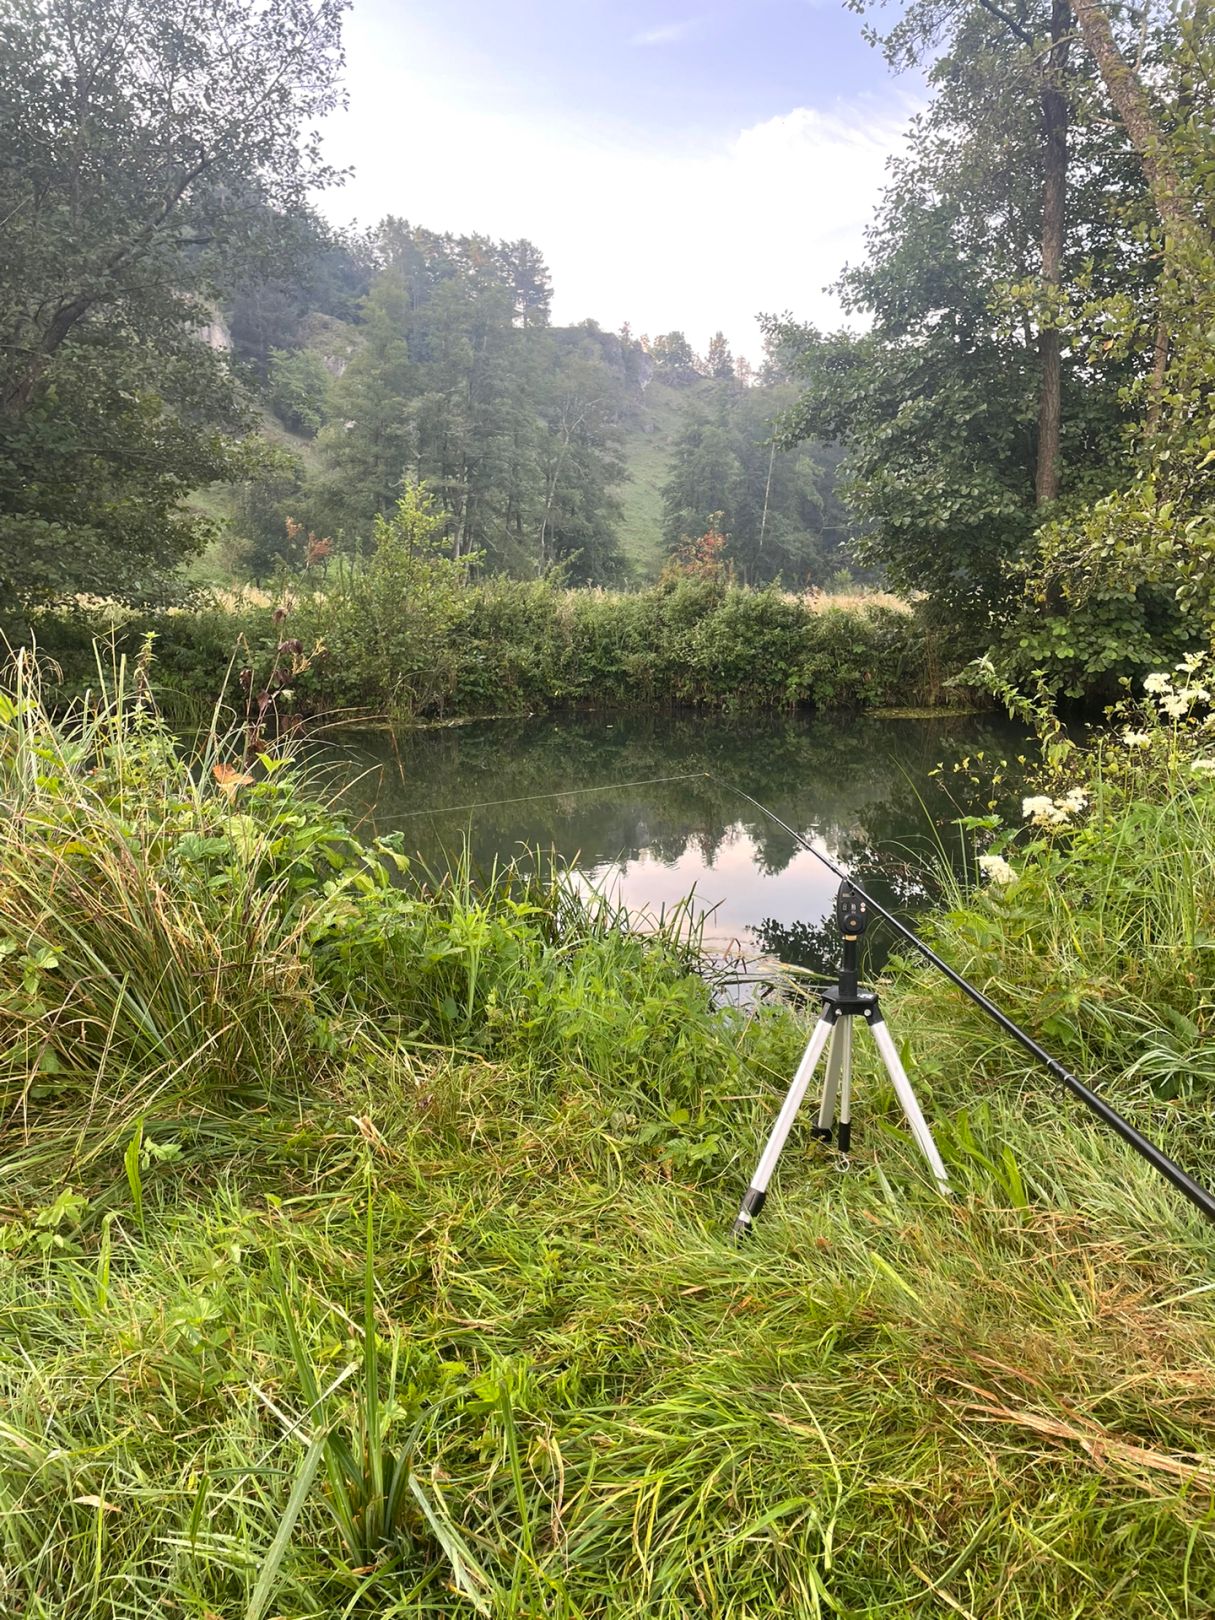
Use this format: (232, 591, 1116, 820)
(1035, 0, 1070, 506)
(759, 438, 776, 548)
(1072, 0, 1202, 248)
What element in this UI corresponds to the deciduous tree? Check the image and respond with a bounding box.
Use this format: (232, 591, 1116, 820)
(0, 0, 348, 602)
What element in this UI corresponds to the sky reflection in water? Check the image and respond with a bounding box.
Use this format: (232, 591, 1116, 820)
(324, 709, 1030, 975)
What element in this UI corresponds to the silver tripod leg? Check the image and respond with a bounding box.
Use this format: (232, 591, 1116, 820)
(814, 1018, 852, 1150)
(868, 1015, 951, 1194)
(731, 1013, 835, 1237)
(838, 1018, 853, 1152)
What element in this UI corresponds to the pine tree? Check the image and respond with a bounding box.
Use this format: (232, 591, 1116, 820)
(316, 269, 414, 546)
(649, 331, 700, 384)
(706, 331, 734, 380)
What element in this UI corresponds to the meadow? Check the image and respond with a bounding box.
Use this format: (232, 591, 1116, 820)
(2, 652, 1214, 1618)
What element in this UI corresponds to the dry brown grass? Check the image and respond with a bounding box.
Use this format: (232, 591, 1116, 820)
(790, 587, 913, 614)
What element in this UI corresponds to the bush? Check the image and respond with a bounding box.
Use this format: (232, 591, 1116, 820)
(11, 556, 941, 724)
(994, 486, 1209, 699)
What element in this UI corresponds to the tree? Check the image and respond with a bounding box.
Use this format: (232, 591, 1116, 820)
(648, 331, 700, 384)
(268, 349, 332, 437)
(227, 219, 370, 374)
(307, 223, 629, 575)
(993, 0, 1215, 692)
(862, 0, 1079, 507)
(663, 407, 745, 555)
(662, 383, 853, 585)
(1072, 0, 1207, 252)
(706, 331, 734, 381)
(499, 239, 553, 329)
(316, 267, 414, 545)
(537, 350, 626, 581)
(771, 4, 1148, 625)
(0, 0, 347, 603)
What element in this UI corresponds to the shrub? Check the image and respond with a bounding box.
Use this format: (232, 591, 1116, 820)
(9, 559, 940, 723)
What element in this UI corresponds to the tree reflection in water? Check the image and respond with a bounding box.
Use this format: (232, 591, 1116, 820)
(322, 708, 1030, 978)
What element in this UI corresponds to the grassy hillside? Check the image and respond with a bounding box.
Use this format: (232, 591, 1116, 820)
(613, 378, 716, 581)
(186, 375, 805, 592)
(187, 378, 710, 588)
(184, 410, 323, 586)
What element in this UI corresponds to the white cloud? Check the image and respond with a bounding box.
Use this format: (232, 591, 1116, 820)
(317, 58, 918, 359)
(630, 19, 700, 45)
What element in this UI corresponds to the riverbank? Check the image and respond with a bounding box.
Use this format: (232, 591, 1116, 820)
(13, 574, 965, 727)
(2, 661, 1213, 1618)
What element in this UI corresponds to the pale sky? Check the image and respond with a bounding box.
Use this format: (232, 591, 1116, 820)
(317, 1, 922, 360)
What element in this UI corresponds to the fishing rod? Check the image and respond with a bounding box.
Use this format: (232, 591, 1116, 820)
(709, 773, 1215, 1228)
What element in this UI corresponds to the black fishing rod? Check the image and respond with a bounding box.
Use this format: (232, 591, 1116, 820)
(709, 773, 1215, 1228)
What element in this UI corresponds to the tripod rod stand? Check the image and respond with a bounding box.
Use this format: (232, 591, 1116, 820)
(733, 881, 950, 1238)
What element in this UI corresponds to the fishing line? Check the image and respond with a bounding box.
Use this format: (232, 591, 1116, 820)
(359, 757, 1215, 1224)
(366, 770, 710, 823)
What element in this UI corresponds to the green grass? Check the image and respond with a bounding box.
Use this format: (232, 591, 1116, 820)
(614, 378, 716, 581)
(2, 656, 1215, 1617)
(183, 408, 327, 587)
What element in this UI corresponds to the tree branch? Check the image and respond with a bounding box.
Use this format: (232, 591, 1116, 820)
(975, 0, 1035, 48)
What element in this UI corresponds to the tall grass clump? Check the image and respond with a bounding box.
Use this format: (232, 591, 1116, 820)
(2, 655, 1215, 1616)
(1, 657, 280, 1150)
(915, 655, 1215, 1116)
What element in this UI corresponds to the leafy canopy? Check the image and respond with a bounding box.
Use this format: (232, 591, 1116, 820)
(0, 0, 347, 604)
(770, 0, 1146, 630)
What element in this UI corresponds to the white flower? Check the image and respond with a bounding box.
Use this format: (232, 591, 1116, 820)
(978, 854, 1017, 885)
(1121, 730, 1150, 748)
(1192, 758, 1215, 774)
(1022, 793, 1070, 827)
(1177, 685, 1210, 705)
(1161, 693, 1189, 718)
(1060, 788, 1088, 813)
(1178, 652, 1205, 673)
(1144, 672, 1173, 694)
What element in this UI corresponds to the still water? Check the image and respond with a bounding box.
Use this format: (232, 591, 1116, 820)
(325, 710, 1029, 976)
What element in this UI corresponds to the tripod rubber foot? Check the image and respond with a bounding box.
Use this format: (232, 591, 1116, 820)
(731, 1186, 766, 1240)
(838, 1121, 851, 1152)
(810, 1125, 832, 1143)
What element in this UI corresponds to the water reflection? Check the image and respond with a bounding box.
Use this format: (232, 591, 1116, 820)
(321, 709, 1029, 976)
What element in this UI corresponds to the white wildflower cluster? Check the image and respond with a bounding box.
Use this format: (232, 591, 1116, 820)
(1192, 759, 1215, 775)
(1142, 660, 1212, 721)
(1022, 787, 1087, 827)
(977, 853, 1017, 886)
(1120, 729, 1150, 749)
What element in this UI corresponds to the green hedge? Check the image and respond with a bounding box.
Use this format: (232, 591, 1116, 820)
(16, 578, 954, 722)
